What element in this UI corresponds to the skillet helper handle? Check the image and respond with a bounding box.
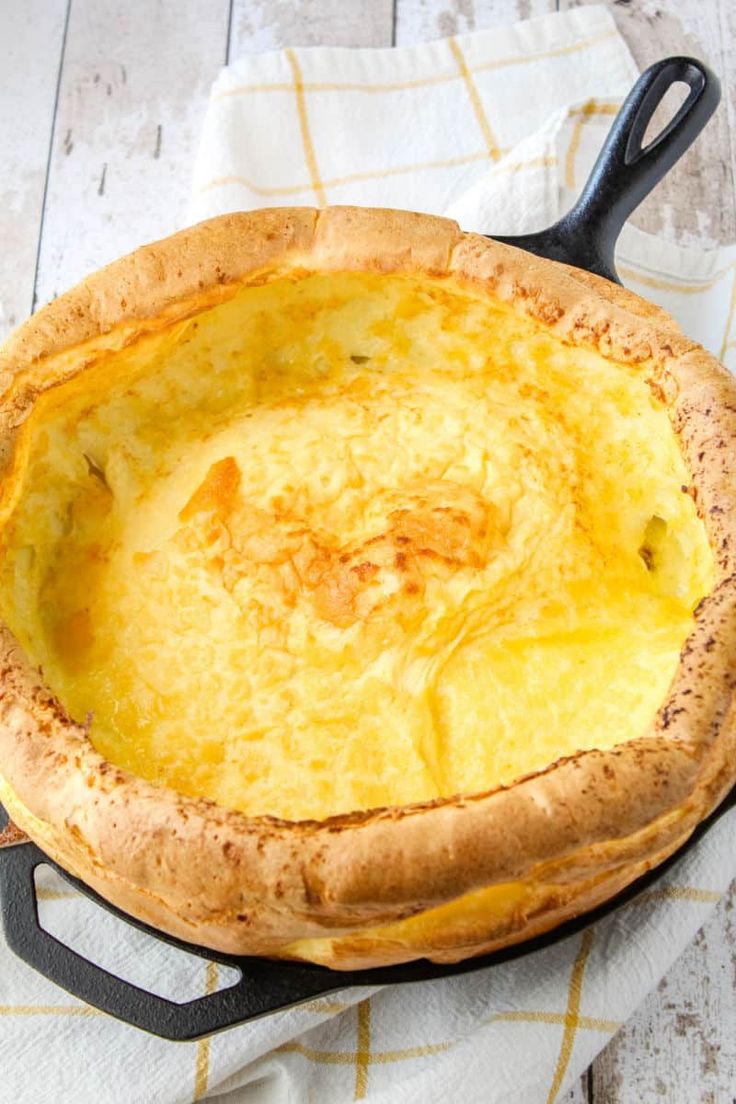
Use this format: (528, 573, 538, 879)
(560, 56, 720, 282)
(0, 835, 341, 1041)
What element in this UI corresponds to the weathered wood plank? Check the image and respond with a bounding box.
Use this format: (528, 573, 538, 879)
(716, 0, 736, 237)
(0, 0, 68, 341)
(559, 0, 736, 245)
(228, 0, 394, 54)
(395, 0, 555, 44)
(591, 878, 736, 1104)
(33, 0, 231, 312)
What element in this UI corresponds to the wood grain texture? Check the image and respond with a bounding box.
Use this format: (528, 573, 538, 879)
(719, 0, 736, 216)
(32, 0, 231, 313)
(560, 0, 736, 245)
(395, 0, 555, 43)
(228, 0, 394, 54)
(592, 878, 736, 1104)
(0, 0, 68, 342)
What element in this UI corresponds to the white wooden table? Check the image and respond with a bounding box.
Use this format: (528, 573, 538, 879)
(1, 2, 734, 1100)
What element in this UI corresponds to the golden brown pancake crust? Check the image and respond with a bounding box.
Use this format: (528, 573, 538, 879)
(0, 206, 735, 967)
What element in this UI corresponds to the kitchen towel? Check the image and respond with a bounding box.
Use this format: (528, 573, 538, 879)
(2, 6, 735, 1104)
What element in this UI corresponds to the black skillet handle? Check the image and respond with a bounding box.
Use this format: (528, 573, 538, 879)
(566, 56, 720, 280)
(0, 834, 340, 1041)
(494, 56, 721, 283)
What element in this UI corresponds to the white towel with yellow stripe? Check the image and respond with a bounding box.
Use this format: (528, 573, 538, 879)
(2, 7, 735, 1104)
(188, 5, 736, 370)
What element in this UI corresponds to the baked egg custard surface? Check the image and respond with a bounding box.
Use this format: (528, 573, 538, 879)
(0, 272, 713, 821)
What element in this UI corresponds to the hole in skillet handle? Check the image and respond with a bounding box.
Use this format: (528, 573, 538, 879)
(32, 863, 242, 1003)
(491, 56, 721, 284)
(1, 786, 735, 1041)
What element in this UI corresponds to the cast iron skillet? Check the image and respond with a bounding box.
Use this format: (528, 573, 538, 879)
(0, 56, 731, 1042)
